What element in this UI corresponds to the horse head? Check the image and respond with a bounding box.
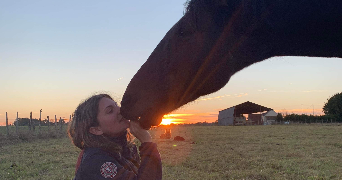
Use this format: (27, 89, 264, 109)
(121, 0, 342, 129)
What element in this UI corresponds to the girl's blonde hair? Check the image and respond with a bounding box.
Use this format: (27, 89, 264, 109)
(68, 94, 132, 153)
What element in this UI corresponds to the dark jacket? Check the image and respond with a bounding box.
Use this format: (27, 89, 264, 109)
(74, 134, 162, 180)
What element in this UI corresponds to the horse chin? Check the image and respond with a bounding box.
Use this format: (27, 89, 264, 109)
(138, 113, 164, 130)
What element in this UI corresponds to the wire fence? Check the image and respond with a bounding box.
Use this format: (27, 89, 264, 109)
(1, 112, 71, 142)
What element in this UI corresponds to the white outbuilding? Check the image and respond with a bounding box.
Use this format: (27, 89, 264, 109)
(262, 110, 278, 125)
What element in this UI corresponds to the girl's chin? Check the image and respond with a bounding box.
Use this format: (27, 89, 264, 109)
(122, 119, 130, 127)
(120, 118, 130, 123)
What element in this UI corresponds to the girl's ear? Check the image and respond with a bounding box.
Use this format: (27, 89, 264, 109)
(89, 126, 104, 135)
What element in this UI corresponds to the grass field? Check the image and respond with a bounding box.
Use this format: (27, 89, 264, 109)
(1, 125, 342, 179)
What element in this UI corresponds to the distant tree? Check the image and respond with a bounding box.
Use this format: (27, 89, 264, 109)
(276, 113, 283, 122)
(213, 119, 218, 125)
(323, 92, 342, 122)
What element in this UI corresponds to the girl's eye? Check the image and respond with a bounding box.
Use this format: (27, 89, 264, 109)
(107, 109, 113, 114)
(117, 114, 124, 121)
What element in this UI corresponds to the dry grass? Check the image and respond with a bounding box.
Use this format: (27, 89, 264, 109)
(1, 125, 342, 179)
(154, 125, 342, 180)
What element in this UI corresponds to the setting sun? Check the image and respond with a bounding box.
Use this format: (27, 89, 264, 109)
(161, 118, 173, 125)
(160, 114, 194, 125)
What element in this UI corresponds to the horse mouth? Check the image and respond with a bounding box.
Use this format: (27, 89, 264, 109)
(138, 111, 164, 129)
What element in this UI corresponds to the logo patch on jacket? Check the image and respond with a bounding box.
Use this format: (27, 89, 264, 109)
(100, 162, 118, 178)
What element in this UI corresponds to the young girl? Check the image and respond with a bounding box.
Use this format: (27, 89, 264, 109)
(68, 94, 162, 179)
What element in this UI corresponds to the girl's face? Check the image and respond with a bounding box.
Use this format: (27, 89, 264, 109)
(91, 97, 130, 137)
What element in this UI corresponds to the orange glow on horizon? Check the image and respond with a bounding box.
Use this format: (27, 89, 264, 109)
(163, 114, 194, 118)
(160, 114, 194, 125)
(161, 118, 184, 125)
(160, 118, 173, 125)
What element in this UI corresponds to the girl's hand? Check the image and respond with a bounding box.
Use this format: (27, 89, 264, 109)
(129, 121, 152, 143)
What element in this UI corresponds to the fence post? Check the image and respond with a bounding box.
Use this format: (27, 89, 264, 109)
(55, 115, 57, 132)
(29, 112, 32, 131)
(39, 109, 42, 134)
(16, 112, 18, 135)
(47, 116, 50, 132)
(59, 117, 63, 132)
(32, 112, 35, 132)
(6, 112, 9, 136)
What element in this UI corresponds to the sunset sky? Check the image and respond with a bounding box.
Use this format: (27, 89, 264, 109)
(1, 0, 341, 125)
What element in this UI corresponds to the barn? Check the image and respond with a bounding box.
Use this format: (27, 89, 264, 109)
(218, 101, 275, 126)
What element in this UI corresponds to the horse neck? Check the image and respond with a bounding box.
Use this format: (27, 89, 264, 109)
(226, 0, 342, 69)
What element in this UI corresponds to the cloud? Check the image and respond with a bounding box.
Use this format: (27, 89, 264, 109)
(163, 114, 193, 118)
(215, 108, 225, 111)
(201, 115, 217, 117)
(301, 90, 326, 93)
(237, 93, 248, 97)
(269, 90, 294, 93)
(268, 90, 326, 93)
(195, 93, 247, 102)
(116, 77, 123, 81)
(195, 95, 226, 102)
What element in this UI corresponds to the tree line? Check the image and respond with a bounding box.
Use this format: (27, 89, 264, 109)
(276, 113, 339, 123)
(275, 92, 342, 123)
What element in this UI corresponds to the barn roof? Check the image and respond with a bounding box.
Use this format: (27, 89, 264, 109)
(220, 101, 272, 115)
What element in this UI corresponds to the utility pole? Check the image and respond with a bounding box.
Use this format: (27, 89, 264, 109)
(312, 104, 314, 116)
(301, 104, 303, 115)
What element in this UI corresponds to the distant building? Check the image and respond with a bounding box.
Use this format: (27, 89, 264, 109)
(218, 107, 235, 125)
(218, 101, 276, 126)
(262, 110, 278, 124)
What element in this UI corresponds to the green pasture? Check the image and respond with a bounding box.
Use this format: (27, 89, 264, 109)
(0, 126, 66, 137)
(1, 125, 342, 180)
